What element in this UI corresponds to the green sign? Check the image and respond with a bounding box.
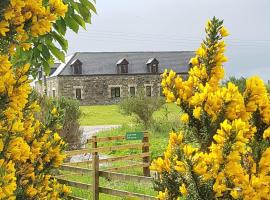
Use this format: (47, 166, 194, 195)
(126, 132, 144, 140)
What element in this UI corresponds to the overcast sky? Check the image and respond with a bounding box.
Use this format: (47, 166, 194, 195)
(66, 0, 270, 81)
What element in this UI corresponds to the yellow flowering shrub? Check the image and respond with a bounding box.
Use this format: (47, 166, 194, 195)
(0, 0, 95, 199)
(151, 17, 270, 200)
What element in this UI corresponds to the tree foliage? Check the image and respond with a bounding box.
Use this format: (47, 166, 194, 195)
(0, 0, 95, 198)
(222, 76, 246, 94)
(0, 0, 96, 78)
(151, 17, 270, 200)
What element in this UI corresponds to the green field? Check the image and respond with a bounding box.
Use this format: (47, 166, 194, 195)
(79, 103, 181, 159)
(79, 103, 180, 126)
(79, 103, 182, 160)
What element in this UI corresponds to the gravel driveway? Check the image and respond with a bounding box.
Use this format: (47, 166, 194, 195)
(81, 125, 121, 142)
(69, 125, 120, 163)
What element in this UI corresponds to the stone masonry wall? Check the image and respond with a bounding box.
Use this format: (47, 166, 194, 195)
(46, 77, 59, 97)
(34, 77, 58, 98)
(57, 74, 166, 105)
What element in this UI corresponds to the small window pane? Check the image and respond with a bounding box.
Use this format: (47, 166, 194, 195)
(111, 87, 120, 98)
(151, 65, 158, 73)
(146, 86, 151, 97)
(130, 87, 135, 97)
(76, 88, 82, 99)
(121, 65, 128, 73)
(115, 88, 120, 97)
(74, 65, 82, 75)
(52, 90, 56, 97)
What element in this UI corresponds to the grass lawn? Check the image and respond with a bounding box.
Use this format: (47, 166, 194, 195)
(79, 103, 181, 159)
(79, 103, 180, 126)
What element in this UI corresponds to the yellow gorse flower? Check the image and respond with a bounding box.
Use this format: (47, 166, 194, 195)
(220, 26, 229, 37)
(180, 113, 189, 123)
(179, 184, 187, 196)
(0, 21, 9, 36)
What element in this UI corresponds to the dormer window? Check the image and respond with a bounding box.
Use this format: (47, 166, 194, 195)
(116, 58, 129, 74)
(146, 58, 159, 73)
(71, 59, 82, 75)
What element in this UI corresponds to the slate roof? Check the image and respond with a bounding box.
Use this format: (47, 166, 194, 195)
(50, 54, 74, 77)
(52, 51, 194, 77)
(146, 58, 159, 65)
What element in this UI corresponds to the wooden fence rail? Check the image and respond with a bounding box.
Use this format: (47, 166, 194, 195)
(59, 132, 155, 200)
(66, 143, 149, 157)
(56, 175, 155, 200)
(59, 165, 153, 184)
(66, 152, 150, 166)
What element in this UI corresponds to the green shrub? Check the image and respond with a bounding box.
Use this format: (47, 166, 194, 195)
(119, 90, 165, 128)
(57, 97, 83, 150)
(34, 91, 83, 150)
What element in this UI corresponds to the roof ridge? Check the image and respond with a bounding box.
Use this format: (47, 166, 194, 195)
(70, 51, 194, 54)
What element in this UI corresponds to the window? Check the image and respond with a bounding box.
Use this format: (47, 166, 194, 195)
(74, 65, 82, 75)
(52, 89, 56, 97)
(116, 58, 129, 74)
(71, 59, 82, 75)
(146, 86, 152, 97)
(120, 64, 128, 73)
(146, 58, 159, 73)
(111, 87, 120, 98)
(151, 64, 158, 73)
(129, 87, 135, 97)
(76, 88, 82, 100)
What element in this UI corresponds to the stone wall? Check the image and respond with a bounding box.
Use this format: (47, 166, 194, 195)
(57, 74, 166, 105)
(36, 73, 187, 105)
(46, 77, 59, 97)
(34, 77, 58, 98)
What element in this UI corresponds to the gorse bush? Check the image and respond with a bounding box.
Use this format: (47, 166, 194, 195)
(120, 90, 165, 128)
(151, 17, 270, 200)
(0, 50, 68, 199)
(0, 0, 94, 199)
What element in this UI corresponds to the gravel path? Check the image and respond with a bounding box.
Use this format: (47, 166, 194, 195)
(81, 125, 121, 143)
(70, 125, 121, 163)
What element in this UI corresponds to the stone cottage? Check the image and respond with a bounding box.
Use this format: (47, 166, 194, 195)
(35, 51, 193, 105)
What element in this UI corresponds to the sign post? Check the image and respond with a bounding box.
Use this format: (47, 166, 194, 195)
(126, 132, 144, 140)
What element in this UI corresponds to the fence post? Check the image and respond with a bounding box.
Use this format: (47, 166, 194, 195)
(142, 132, 150, 177)
(92, 135, 99, 200)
